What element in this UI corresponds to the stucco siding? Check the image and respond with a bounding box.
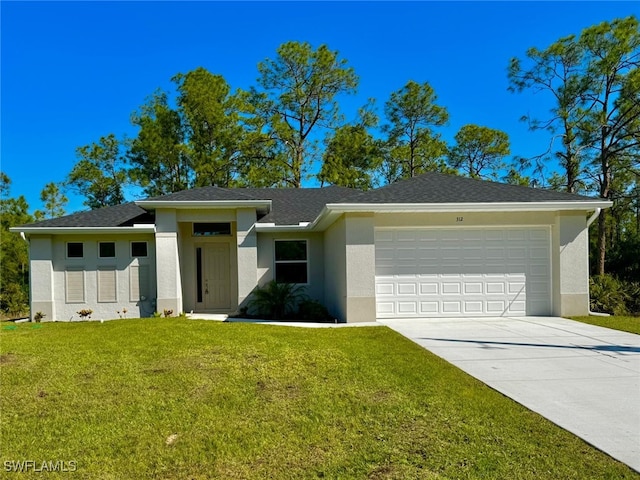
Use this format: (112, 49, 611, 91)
(46, 234, 156, 321)
(323, 216, 347, 320)
(554, 212, 590, 316)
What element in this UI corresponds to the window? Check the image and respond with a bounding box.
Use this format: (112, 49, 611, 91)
(98, 268, 117, 303)
(131, 242, 148, 257)
(193, 222, 231, 236)
(99, 242, 116, 258)
(65, 269, 85, 303)
(275, 240, 307, 284)
(67, 242, 83, 258)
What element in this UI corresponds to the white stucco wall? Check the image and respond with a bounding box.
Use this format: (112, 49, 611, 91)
(45, 233, 156, 321)
(237, 209, 258, 309)
(29, 236, 55, 321)
(553, 212, 590, 316)
(323, 216, 347, 321)
(155, 209, 182, 316)
(344, 214, 376, 322)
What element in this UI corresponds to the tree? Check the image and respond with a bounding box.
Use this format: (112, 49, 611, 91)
(67, 134, 127, 209)
(173, 67, 245, 187)
(382, 80, 450, 182)
(448, 124, 511, 179)
(0, 173, 32, 316)
(509, 35, 589, 193)
(128, 91, 192, 196)
(578, 16, 640, 275)
(318, 103, 383, 190)
(34, 182, 67, 220)
(249, 41, 359, 187)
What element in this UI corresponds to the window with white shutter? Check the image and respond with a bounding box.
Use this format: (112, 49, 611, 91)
(65, 269, 85, 303)
(98, 268, 117, 303)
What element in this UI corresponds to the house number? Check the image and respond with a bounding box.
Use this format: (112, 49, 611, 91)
(456, 216, 464, 222)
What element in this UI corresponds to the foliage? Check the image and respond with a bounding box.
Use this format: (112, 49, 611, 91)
(381, 80, 451, 182)
(448, 124, 511, 180)
(296, 299, 334, 322)
(33, 182, 67, 220)
(588, 274, 637, 315)
(249, 41, 359, 187)
(77, 309, 93, 319)
(163, 309, 174, 318)
(128, 91, 192, 197)
(1, 319, 634, 479)
(34, 312, 45, 323)
(67, 134, 127, 209)
(248, 280, 307, 319)
(0, 173, 31, 317)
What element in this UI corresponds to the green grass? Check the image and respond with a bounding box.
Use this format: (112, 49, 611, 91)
(1, 319, 637, 479)
(571, 315, 640, 335)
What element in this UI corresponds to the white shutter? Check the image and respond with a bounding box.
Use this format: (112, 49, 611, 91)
(65, 269, 85, 303)
(130, 265, 149, 301)
(98, 268, 117, 303)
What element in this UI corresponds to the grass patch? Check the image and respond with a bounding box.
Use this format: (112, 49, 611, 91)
(1, 318, 637, 479)
(571, 315, 640, 335)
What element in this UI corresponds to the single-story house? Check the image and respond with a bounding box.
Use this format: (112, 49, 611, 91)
(12, 173, 611, 322)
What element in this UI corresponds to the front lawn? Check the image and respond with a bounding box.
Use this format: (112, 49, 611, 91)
(1, 319, 636, 479)
(571, 315, 640, 335)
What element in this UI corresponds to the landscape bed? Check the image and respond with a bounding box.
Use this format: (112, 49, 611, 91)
(1, 318, 637, 479)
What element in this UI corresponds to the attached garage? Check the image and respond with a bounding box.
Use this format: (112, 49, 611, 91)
(375, 227, 552, 318)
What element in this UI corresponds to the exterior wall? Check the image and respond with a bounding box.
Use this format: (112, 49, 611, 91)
(323, 216, 346, 320)
(29, 236, 55, 321)
(553, 212, 590, 316)
(46, 233, 156, 321)
(237, 209, 258, 309)
(344, 214, 376, 322)
(178, 212, 239, 314)
(256, 231, 325, 303)
(375, 211, 557, 228)
(155, 209, 182, 315)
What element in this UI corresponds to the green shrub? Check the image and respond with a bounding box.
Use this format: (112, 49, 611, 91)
(589, 275, 629, 315)
(296, 299, 334, 322)
(248, 281, 306, 319)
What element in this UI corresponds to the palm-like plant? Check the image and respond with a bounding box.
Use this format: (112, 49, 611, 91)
(248, 281, 306, 320)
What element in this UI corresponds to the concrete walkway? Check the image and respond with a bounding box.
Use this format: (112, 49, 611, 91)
(379, 316, 640, 472)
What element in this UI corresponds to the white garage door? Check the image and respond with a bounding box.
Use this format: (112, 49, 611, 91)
(375, 228, 551, 318)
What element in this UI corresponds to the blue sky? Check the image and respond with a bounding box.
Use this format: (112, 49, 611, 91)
(2, 1, 639, 214)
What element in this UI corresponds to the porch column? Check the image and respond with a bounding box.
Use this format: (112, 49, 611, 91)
(344, 213, 376, 322)
(29, 235, 55, 321)
(155, 209, 183, 315)
(236, 208, 257, 309)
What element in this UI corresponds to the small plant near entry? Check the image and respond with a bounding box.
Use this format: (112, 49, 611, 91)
(163, 309, 173, 318)
(248, 280, 306, 320)
(34, 312, 45, 323)
(77, 309, 93, 320)
(152, 312, 162, 318)
(296, 299, 333, 322)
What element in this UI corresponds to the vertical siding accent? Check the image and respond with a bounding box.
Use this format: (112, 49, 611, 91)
(65, 269, 85, 303)
(98, 267, 117, 303)
(130, 265, 149, 302)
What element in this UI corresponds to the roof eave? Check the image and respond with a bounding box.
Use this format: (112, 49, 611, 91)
(325, 201, 613, 213)
(9, 225, 157, 235)
(135, 200, 272, 210)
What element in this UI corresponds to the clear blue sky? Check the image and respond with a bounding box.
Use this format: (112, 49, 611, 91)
(2, 1, 638, 214)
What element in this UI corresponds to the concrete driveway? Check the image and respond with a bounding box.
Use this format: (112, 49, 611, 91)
(379, 316, 640, 472)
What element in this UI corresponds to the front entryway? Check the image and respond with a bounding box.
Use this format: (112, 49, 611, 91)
(196, 244, 231, 310)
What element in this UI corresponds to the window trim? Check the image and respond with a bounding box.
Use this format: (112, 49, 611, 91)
(66, 242, 84, 259)
(274, 239, 309, 285)
(130, 241, 148, 258)
(98, 241, 116, 259)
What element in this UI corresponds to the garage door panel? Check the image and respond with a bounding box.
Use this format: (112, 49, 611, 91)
(375, 227, 551, 318)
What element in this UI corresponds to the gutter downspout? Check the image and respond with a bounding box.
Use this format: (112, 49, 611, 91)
(586, 208, 610, 317)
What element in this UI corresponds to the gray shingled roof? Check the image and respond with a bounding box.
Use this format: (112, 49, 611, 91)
(18, 173, 601, 229)
(18, 202, 154, 228)
(347, 172, 599, 204)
